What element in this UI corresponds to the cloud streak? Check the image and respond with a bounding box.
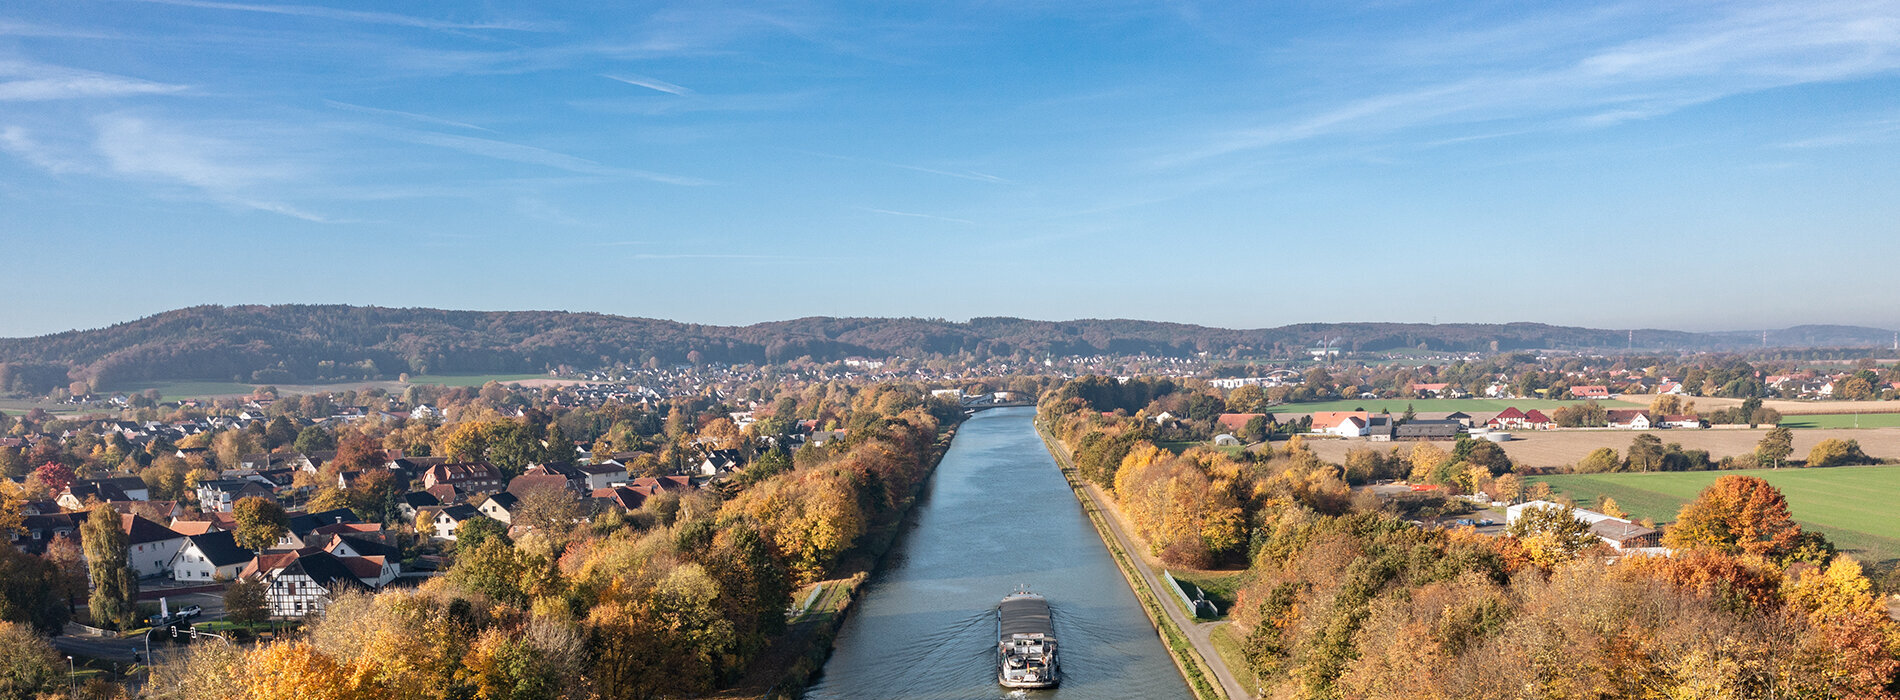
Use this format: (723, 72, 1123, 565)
(0, 61, 188, 101)
(128, 0, 554, 32)
(862, 207, 976, 224)
(322, 100, 495, 133)
(603, 74, 693, 96)
(1168, 1, 1900, 164)
(90, 115, 330, 221)
(388, 129, 711, 185)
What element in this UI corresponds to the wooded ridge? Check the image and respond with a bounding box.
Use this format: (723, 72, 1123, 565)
(0, 305, 1892, 389)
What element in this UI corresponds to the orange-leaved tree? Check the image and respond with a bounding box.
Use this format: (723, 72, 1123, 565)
(1662, 475, 1801, 559)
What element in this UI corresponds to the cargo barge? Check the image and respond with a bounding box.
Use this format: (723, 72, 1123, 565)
(997, 590, 1059, 689)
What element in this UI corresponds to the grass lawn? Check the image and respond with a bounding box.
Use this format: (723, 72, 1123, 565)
(1167, 570, 1248, 619)
(1532, 465, 1900, 563)
(1209, 623, 1262, 693)
(1778, 413, 1900, 429)
(1270, 397, 1639, 414)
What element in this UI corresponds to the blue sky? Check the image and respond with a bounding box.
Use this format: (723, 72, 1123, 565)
(3, 1, 1898, 337)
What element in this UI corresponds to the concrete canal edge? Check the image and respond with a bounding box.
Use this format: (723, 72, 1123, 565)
(738, 421, 963, 700)
(1036, 417, 1231, 700)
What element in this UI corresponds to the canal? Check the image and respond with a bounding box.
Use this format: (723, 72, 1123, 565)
(803, 407, 1192, 700)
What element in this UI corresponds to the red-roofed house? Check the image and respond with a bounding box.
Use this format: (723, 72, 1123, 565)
(1607, 410, 1652, 430)
(1309, 411, 1370, 438)
(1410, 383, 1451, 397)
(1217, 413, 1264, 431)
(1570, 385, 1611, 400)
(1662, 414, 1704, 429)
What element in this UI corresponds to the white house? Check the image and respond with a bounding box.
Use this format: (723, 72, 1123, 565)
(169, 531, 255, 582)
(1505, 501, 1664, 552)
(244, 549, 392, 618)
(1606, 410, 1652, 430)
(479, 493, 518, 525)
(417, 504, 483, 540)
(122, 514, 187, 579)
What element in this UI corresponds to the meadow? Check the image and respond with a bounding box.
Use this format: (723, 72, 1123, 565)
(1776, 413, 1900, 429)
(103, 373, 556, 399)
(1531, 465, 1900, 563)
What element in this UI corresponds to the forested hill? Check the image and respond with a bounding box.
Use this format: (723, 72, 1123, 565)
(0, 305, 1891, 390)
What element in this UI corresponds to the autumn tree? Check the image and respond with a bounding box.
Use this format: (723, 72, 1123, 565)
(232, 496, 289, 553)
(30, 462, 74, 496)
(225, 579, 268, 627)
(0, 545, 70, 633)
(0, 621, 63, 697)
(1575, 447, 1620, 473)
(1662, 475, 1802, 559)
(1806, 438, 1868, 467)
(81, 505, 139, 629)
(1756, 426, 1794, 468)
(1407, 442, 1448, 483)
(1626, 433, 1665, 472)
(1507, 503, 1598, 568)
(293, 426, 335, 455)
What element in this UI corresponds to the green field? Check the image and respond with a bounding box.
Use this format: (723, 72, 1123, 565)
(108, 380, 259, 398)
(1778, 413, 1900, 429)
(1270, 397, 1638, 414)
(1532, 465, 1900, 563)
(404, 373, 548, 387)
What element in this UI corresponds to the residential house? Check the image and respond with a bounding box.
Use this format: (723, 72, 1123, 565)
(577, 463, 628, 490)
(1215, 413, 1265, 433)
(1606, 410, 1653, 430)
(592, 487, 646, 513)
(1570, 385, 1612, 400)
(243, 549, 388, 618)
(697, 449, 741, 476)
(196, 479, 275, 513)
(1410, 383, 1451, 397)
(417, 504, 484, 540)
(395, 491, 441, 521)
(120, 514, 186, 579)
(9, 512, 81, 554)
(1309, 411, 1370, 438)
(170, 530, 256, 582)
(479, 493, 519, 524)
(1662, 414, 1705, 429)
(421, 463, 505, 494)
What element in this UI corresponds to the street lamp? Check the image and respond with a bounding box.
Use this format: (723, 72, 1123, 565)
(66, 655, 74, 697)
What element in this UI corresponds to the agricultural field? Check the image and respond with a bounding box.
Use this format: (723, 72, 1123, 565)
(1297, 427, 1900, 469)
(107, 380, 258, 398)
(1775, 413, 1900, 429)
(1268, 397, 1637, 414)
(1622, 394, 1900, 416)
(1530, 466, 1900, 563)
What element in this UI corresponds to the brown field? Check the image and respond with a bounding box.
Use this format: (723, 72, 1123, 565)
(1619, 394, 1900, 416)
(1298, 427, 1900, 469)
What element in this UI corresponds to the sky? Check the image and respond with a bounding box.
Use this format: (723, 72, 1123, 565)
(2, 0, 1898, 337)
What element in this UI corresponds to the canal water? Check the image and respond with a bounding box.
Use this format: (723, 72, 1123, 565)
(803, 407, 1192, 700)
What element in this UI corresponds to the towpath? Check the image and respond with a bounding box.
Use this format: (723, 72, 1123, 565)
(1041, 427, 1255, 700)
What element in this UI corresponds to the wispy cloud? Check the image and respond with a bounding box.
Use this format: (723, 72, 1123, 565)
(1167, 1, 1900, 164)
(128, 0, 554, 32)
(322, 100, 494, 133)
(1778, 118, 1900, 148)
(861, 207, 976, 225)
(603, 74, 692, 96)
(0, 61, 188, 101)
(630, 253, 817, 261)
(91, 115, 330, 221)
(385, 129, 711, 185)
(792, 149, 1013, 184)
(0, 126, 90, 174)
